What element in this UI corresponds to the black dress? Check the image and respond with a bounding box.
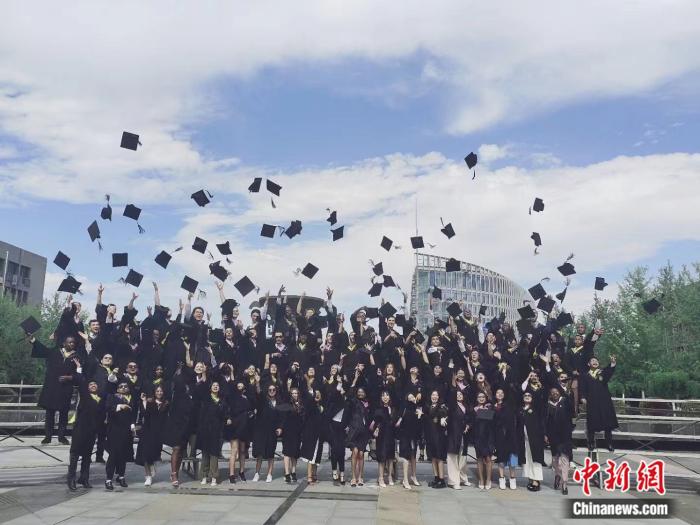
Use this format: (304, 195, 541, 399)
(372, 406, 397, 462)
(135, 400, 169, 465)
(472, 406, 496, 458)
(343, 397, 371, 451)
(493, 401, 518, 464)
(281, 402, 304, 458)
(162, 375, 194, 448)
(544, 398, 573, 461)
(424, 403, 448, 461)
(580, 366, 618, 432)
(197, 395, 227, 457)
(224, 390, 253, 442)
(252, 396, 282, 460)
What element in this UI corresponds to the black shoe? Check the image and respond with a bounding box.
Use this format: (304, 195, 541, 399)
(291, 472, 297, 483)
(527, 483, 540, 492)
(229, 474, 237, 484)
(68, 477, 77, 491)
(239, 471, 246, 482)
(285, 474, 291, 484)
(437, 479, 446, 489)
(116, 477, 128, 488)
(81, 479, 92, 489)
(562, 485, 568, 495)
(41, 437, 51, 444)
(606, 442, 615, 452)
(105, 480, 114, 491)
(58, 437, 70, 446)
(95, 457, 105, 464)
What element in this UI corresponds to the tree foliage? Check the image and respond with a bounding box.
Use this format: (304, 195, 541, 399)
(579, 262, 700, 399)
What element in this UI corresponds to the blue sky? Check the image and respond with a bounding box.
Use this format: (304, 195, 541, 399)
(1, 2, 700, 318)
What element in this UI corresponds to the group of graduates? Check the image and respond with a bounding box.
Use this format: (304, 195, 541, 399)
(29, 282, 619, 495)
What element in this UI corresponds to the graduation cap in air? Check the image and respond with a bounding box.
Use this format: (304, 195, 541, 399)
(518, 304, 537, 319)
(120, 131, 141, 151)
(440, 220, 455, 239)
(123, 204, 145, 233)
(413, 330, 426, 344)
(327, 210, 337, 226)
(556, 287, 568, 302)
(445, 258, 460, 272)
(53, 251, 70, 271)
(447, 302, 462, 318)
(516, 319, 533, 336)
(331, 226, 344, 241)
(124, 269, 143, 287)
(285, 220, 303, 239)
(557, 262, 575, 277)
(248, 177, 262, 192)
(368, 282, 383, 297)
(431, 286, 442, 299)
(555, 312, 574, 329)
(209, 261, 229, 282)
(382, 275, 396, 288)
(537, 296, 555, 315)
(381, 236, 393, 251)
(234, 276, 256, 297)
(20, 316, 41, 336)
(261, 224, 277, 238)
(411, 236, 424, 249)
(642, 298, 662, 314)
(217, 241, 232, 256)
(154, 250, 172, 269)
(372, 261, 384, 276)
(58, 275, 82, 294)
(220, 298, 239, 316)
(531, 232, 542, 253)
(192, 237, 208, 254)
(87, 220, 101, 250)
(191, 189, 213, 207)
(479, 304, 488, 316)
(528, 283, 547, 300)
(180, 276, 199, 294)
(594, 277, 608, 291)
(532, 198, 545, 213)
(379, 301, 397, 319)
(100, 195, 112, 221)
(464, 151, 477, 179)
(300, 263, 319, 279)
(112, 253, 128, 267)
(266, 179, 281, 196)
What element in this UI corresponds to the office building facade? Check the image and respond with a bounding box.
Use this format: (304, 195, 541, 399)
(0, 240, 47, 306)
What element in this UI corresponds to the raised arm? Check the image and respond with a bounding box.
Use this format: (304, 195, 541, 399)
(96, 284, 104, 307)
(153, 281, 161, 307)
(215, 280, 226, 304)
(296, 291, 305, 316)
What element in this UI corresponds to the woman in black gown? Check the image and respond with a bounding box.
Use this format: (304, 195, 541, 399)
(225, 379, 254, 483)
(545, 387, 574, 494)
(371, 390, 398, 487)
(517, 391, 545, 492)
(342, 385, 371, 487)
(197, 381, 228, 485)
(299, 388, 325, 483)
(493, 386, 518, 490)
(163, 367, 194, 487)
(252, 383, 282, 482)
(324, 364, 347, 485)
(472, 391, 495, 490)
(397, 366, 423, 488)
(135, 384, 169, 486)
(282, 387, 304, 483)
(446, 389, 471, 489)
(424, 389, 448, 489)
(105, 381, 137, 490)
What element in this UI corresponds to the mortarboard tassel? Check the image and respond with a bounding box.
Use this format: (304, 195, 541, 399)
(207, 250, 214, 260)
(566, 252, 575, 261)
(254, 286, 261, 294)
(117, 278, 127, 285)
(98, 241, 103, 252)
(472, 169, 476, 180)
(293, 268, 301, 277)
(226, 257, 233, 264)
(528, 206, 532, 215)
(271, 197, 276, 208)
(427, 243, 436, 248)
(137, 223, 145, 234)
(206, 190, 213, 199)
(540, 277, 550, 282)
(394, 244, 402, 250)
(534, 247, 539, 255)
(173, 246, 183, 252)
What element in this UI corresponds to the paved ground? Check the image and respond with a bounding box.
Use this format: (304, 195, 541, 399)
(0, 438, 698, 525)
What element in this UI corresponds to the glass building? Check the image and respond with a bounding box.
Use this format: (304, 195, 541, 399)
(409, 252, 528, 331)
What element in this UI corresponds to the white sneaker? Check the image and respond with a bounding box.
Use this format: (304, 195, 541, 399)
(252, 473, 260, 482)
(509, 478, 517, 490)
(211, 480, 217, 487)
(201, 478, 208, 485)
(498, 477, 506, 490)
(144, 476, 152, 487)
(265, 474, 272, 483)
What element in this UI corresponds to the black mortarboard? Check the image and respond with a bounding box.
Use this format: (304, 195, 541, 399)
(58, 275, 81, 294)
(395, 314, 407, 327)
(464, 152, 477, 169)
(154, 250, 172, 269)
(528, 283, 546, 300)
(120, 131, 140, 151)
(556, 288, 567, 302)
(266, 179, 281, 196)
(414, 330, 426, 344)
(381, 236, 393, 251)
(642, 298, 662, 314)
(537, 296, 555, 314)
(516, 319, 532, 336)
(192, 237, 208, 254)
(379, 302, 397, 319)
(557, 262, 576, 276)
(101, 201, 112, 221)
(181, 276, 199, 294)
(531, 232, 542, 247)
(123, 204, 142, 221)
(594, 277, 608, 291)
(220, 298, 239, 315)
(327, 210, 337, 225)
(533, 198, 544, 213)
(368, 282, 383, 297)
(441, 223, 455, 239)
(87, 221, 100, 243)
(234, 276, 256, 297)
(431, 286, 442, 299)
(555, 312, 574, 329)
(372, 262, 384, 276)
(518, 304, 536, 319)
(112, 253, 128, 267)
(479, 304, 488, 316)
(301, 263, 318, 279)
(365, 307, 379, 319)
(411, 236, 424, 249)
(475, 408, 495, 421)
(382, 275, 396, 288)
(209, 261, 229, 282)
(447, 302, 462, 318)
(191, 190, 212, 207)
(248, 177, 262, 192)
(217, 241, 232, 255)
(20, 316, 42, 336)
(445, 258, 460, 272)
(285, 220, 302, 239)
(434, 318, 448, 330)
(125, 269, 143, 287)
(261, 224, 277, 238)
(331, 226, 344, 241)
(53, 251, 70, 271)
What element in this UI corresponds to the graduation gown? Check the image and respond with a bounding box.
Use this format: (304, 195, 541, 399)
(135, 399, 169, 465)
(299, 397, 325, 462)
(281, 402, 304, 458)
(580, 366, 618, 432)
(196, 395, 227, 457)
(31, 341, 79, 411)
(472, 406, 496, 458)
(424, 403, 448, 461)
(162, 375, 194, 448)
(105, 393, 136, 461)
(343, 397, 371, 451)
(517, 407, 545, 465)
(493, 401, 518, 463)
(252, 396, 282, 459)
(446, 403, 470, 455)
(223, 390, 253, 442)
(70, 373, 106, 456)
(372, 405, 398, 462)
(544, 398, 573, 460)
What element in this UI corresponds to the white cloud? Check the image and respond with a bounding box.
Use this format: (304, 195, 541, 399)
(477, 144, 511, 164)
